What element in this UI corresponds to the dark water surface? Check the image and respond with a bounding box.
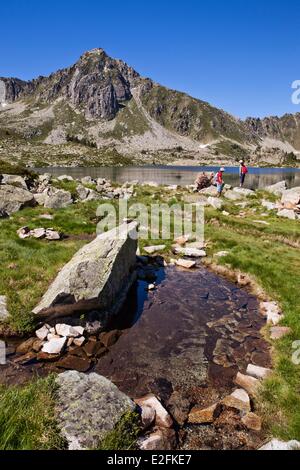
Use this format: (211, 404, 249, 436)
(35, 165, 300, 190)
(95, 266, 271, 401)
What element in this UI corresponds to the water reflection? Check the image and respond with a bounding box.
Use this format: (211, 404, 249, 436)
(35, 165, 300, 190)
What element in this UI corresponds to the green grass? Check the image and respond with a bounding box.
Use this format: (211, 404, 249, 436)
(0, 201, 101, 333)
(97, 411, 140, 450)
(0, 375, 65, 450)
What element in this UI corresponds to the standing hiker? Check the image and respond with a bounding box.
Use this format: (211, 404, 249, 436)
(239, 160, 248, 187)
(216, 167, 225, 197)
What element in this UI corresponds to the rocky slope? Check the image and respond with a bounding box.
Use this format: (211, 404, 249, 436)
(0, 48, 299, 167)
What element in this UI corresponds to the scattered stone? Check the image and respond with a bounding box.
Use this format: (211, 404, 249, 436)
(173, 246, 206, 258)
(199, 186, 219, 197)
(144, 245, 166, 254)
(231, 388, 251, 407)
(42, 336, 67, 354)
(270, 326, 292, 340)
(175, 259, 196, 269)
(259, 439, 300, 450)
(99, 330, 120, 348)
(39, 214, 54, 220)
(135, 394, 173, 429)
(167, 391, 190, 426)
(148, 283, 156, 291)
(55, 371, 135, 450)
(55, 324, 81, 338)
(222, 210, 230, 216)
(246, 364, 272, 380)
(56, 355, 91, 372)
(215, 251, 229, 258)
(242, 412, 262, 431)
(1, 174, 28, 189)
(233, 187, 255, 197)
(260, 301, 283, 325)
(83, 338, 105, 357)
(235, 372, 260, 396)
(224, 190, 243, 201)
(31, 228, 46, 239)
(45, 229, 61, 240)
(138, 428, 176, 451)
(57, 175, 74, 182)
(221, 395, 251, 414)
(208, 197, 223, 210)
(17, 226, 31, 239)
(81, 176, 95, 185)
(137, 404, 156, 431)
(13, 352, 37, 365)
(16, 337, 36, 354)
(73, 336, 86, 347)
(32, 339, 44, 352)
(237, 273, 251, 286)
(174, 235, 189, 246)
(0, 295, 9, 321)
(253, 220, 270, 225)
(261, 200, 278, 211)
(188, 403, 221, 424)
(277, 209, 296, 220)
(35, 325, 50, 341)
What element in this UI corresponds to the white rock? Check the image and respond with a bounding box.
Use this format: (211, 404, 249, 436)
(261, 200, 278, 211)
(175, 259, 196, 269)
(42, 336, 67, 354)
(36, 325, 50, 341)
(265, 181, 287, 196)
(281, 187, 300, 206)
(231, 388, 251, 405)
(47, 333, 61, 341)
(222, 210, 230, 216)
(215, 251, 229, 258)
(224, 190, 243, 201)
(260, 301, 283, 325)
(31, 228, 46, 239)
(73, 326, 85, 336)
(148, 284, 156, 291)
(246, 364, 272, 380)
(135, 394, 173, 428)
(173, 246, 206, 258)
(208, 197, 223, 210)
(143, 245, 166, 254)
(277, 209, 296, 220)
(138, 432, 164, 451)
(259, 439, 300, 451)
(233, 187, 255, 197)
(55, 324, 81, 338)
(57, 175, 74, 182)
(73, 336, 86, 347)
(0, 295, 9, 321)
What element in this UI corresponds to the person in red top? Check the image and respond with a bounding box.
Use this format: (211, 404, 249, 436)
(216, 167, 225, 197)
(239, 160, 248, 187)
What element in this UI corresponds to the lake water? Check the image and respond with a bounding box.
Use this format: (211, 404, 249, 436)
(35, 165, 300, 190)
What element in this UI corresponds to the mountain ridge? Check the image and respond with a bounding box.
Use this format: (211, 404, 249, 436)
(0, 48, 299, 167)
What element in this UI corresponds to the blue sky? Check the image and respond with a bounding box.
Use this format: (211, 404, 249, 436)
(1, 0, 300, 119)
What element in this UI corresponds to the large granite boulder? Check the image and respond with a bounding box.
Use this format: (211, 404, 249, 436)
(33, 222, 138, 321)
(44, 189, 73, 209)
(55, 371, 135, 449)
(1, 174, 28, 189)
(265, 180, 287, 196)
(0, 184, 36, 214)
(281, 187, 300, 207)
